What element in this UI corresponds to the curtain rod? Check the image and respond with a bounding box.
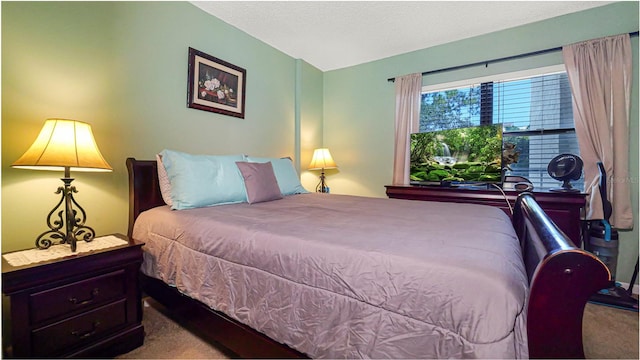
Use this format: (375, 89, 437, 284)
(387, 31, 639, 83)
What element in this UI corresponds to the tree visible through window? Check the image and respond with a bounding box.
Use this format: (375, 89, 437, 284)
(420, 87, 480, 132)
(420, 72, 583, 191)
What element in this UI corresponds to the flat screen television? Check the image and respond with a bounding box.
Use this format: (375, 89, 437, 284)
(409, 124, 503, 186)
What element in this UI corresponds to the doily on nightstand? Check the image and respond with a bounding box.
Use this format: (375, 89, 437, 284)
(2, 235, 128, 267)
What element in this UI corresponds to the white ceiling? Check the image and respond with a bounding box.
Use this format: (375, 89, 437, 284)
(192, 1, 614, 71)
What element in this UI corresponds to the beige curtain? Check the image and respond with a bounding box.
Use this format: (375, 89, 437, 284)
(392, 73, 422, 185)
(562, 34, 633, 229)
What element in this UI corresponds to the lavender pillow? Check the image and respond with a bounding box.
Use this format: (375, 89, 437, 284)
(236, 161, 283, 204)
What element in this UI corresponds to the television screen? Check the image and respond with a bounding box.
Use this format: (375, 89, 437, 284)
(410, 124, 503, 185)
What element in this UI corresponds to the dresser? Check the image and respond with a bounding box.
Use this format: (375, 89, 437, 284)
(2, 234, 144, 358)
(385, 185, 587, 247)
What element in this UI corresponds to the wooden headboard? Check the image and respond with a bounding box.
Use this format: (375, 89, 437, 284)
(126, 158, 164, 238)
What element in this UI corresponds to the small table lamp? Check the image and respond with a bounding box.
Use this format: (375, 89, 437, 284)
(12, 119, 113, 252)
(308, 148, 337, 193)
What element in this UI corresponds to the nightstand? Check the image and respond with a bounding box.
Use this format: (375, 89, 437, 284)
(1, 234, 145, 358)
(385, 185, 587, 247)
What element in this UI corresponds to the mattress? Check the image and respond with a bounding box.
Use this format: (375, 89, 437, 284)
(133, 193, 528, 358)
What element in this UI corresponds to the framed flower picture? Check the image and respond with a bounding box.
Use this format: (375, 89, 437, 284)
(187, 47, 246, 118)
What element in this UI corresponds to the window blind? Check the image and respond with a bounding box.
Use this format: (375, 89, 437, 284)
(496, 73, 582, 191)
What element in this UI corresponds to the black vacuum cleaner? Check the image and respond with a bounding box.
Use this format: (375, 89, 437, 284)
(584, 162, 638, 311)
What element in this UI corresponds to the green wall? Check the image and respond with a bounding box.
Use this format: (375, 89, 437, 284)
(323, 1, 639, 285)
(297, 60, 325, 187)
(1, 1, 323, 251)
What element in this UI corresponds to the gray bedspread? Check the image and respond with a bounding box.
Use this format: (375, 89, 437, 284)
(133, 193, 528, 358)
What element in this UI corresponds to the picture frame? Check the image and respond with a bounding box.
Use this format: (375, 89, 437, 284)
(187, 47, 246, 118)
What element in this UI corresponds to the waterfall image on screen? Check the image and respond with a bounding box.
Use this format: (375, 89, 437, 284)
(410, 124, 503, 185)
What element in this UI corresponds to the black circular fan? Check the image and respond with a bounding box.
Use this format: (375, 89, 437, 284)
(547, 154, 583, 192)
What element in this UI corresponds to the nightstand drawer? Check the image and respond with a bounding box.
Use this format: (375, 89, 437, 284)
(29, 269, 126, 324)
(31, 299, 127, 357)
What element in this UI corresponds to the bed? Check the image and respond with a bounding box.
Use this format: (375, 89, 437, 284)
(127, 156, 610, 359)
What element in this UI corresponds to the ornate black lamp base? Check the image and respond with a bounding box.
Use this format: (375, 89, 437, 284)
(36, 174, 95, 252)
(315, 171, 329, 193)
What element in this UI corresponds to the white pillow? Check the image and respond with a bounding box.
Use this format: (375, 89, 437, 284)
(156, 154, 173, 206)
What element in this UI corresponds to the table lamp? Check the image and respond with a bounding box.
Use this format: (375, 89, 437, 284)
(308, 148, 337, 193)
(12, 119, 113, 252)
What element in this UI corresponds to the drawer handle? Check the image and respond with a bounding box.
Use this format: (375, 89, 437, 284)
(71, 321, 101, 339)
(68, 288, 99, 306)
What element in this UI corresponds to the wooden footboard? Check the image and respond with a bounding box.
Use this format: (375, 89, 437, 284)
(514, 193, 610, 358)
(127, 158, 610, 359)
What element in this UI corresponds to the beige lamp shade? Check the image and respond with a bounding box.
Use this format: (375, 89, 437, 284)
(308, 148, 337, 170)
(12, 119, 112, 172)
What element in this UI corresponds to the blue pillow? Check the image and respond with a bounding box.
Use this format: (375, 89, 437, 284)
(160, 149, 246, 210)
(245, 156, 309, 195)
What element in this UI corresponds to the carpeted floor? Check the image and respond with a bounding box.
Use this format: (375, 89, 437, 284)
(583, 301, 639, 359)
(116, 299, 233, 359)
(117, 297, 639, 359)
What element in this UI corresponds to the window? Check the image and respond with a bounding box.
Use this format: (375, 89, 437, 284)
(419, 68, 583, 191)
